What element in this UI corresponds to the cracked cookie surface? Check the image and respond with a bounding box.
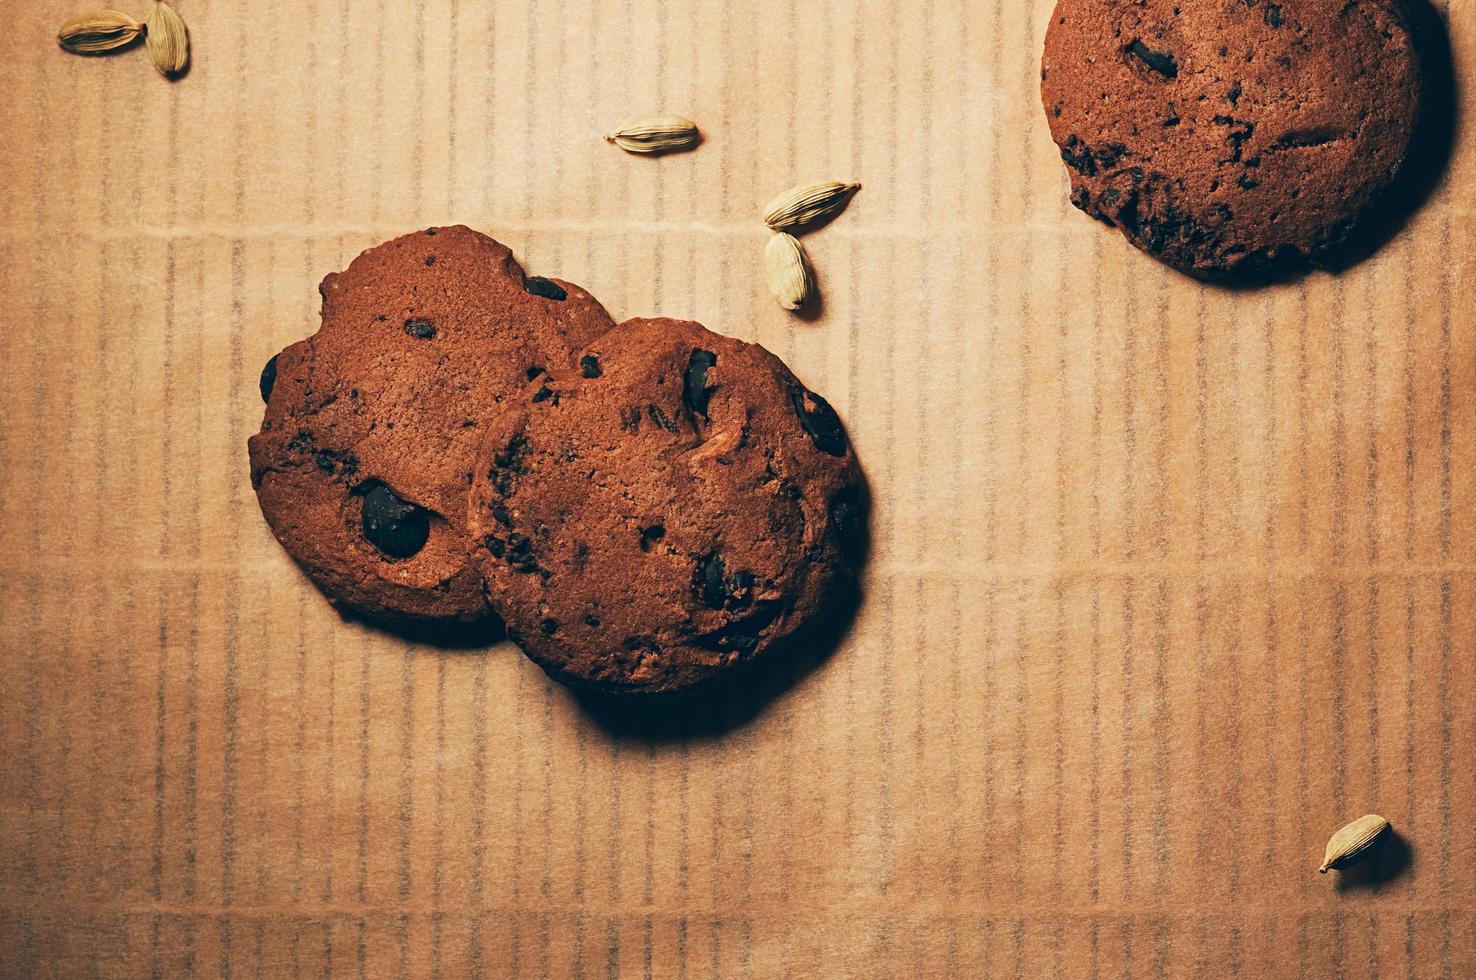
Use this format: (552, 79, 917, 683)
(248, 226, 614, 630)
(468, 318, 866, 696)
(1041, 0, 1422, 278)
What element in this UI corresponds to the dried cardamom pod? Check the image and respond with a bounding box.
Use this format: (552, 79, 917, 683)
(144, 0, 189, 76)
(764, 232, 812, 311)
(57, 10, 143, 54)
(1319, 814, 1390, 873)
(604, 115, 700, 154)
(762, 180, 861, 232)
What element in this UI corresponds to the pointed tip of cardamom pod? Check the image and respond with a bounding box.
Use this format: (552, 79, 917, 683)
(1318, 863, 1330, 873)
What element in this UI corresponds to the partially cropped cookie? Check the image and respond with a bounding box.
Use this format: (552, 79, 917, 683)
(249, 227, 614, 630)
(1041, 0, 1422, 278)
(468, 318, 866, 695)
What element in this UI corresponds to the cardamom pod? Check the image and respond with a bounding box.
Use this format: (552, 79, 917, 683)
(1319, 814, 1390, 873)
(57, 10, 142, 54)
(604, 115, 700, 154)
(144, 0, 189, 76)
(764, 232, 812, 311)
(762, 180, 861, 232)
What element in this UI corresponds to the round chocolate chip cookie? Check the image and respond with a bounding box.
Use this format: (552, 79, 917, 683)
(468, 318, 867, 695)
(1041, 0, 1422, 278)
(248, 226, 614, 630)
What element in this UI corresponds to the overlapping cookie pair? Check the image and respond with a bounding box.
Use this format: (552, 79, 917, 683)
(248, 227, 865, 695)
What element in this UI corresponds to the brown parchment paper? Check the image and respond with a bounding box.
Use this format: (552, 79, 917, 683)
(2, 0, 1474, 976)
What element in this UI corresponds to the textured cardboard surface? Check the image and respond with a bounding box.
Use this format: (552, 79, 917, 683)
(1, 0, 1474, 976)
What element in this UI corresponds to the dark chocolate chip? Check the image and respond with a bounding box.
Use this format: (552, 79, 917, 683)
(505, 532, 534, 568)
(722, 570, 755, 611)
(1059, 135, 1098, 176)
(639, 525, 665, 552)
(1094, 142, 1128, 170)
(788, 387, 847, 456)
(493, 433, 530, 473)
(491, 505, 512, 527)
(259, 354, 279, 402)
(682, 349, 718, 419)
(524, 276, 567, 301)
(693, 552, 760, 611)
(584, 614, 601, 628)
(692, 601, 782, 653)
(531, 384, 553, 403)
(1123, 39, 1178, 78)
(424, 256, 436, 266)
(540, 618, 560, 635)
(526, 365, 545, 381)
(360, 483, 431, 559)
(483, 535, 505, 558)
(580, 354, 603, 378)
(694, 552, 727, 609)
(404, 317, 436, 340)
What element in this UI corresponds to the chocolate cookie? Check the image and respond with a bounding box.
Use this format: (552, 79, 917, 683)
(249, 227, 614, 629)
(1041, 0, 1422, 278)
(468, 318, 866, 695)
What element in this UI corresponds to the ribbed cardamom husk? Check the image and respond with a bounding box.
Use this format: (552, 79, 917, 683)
(764, 232, 812, 311)
(1319, 814, 1390, 873)
(762, 180, 860, 232)
(604, 115, 700, 154)
(57, 10, 142, 54)
(145, 0, 189, 76)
